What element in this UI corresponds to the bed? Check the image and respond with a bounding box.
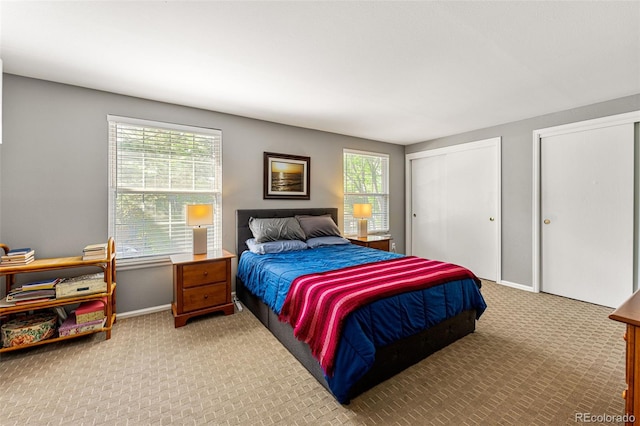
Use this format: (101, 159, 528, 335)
(235, 208, 487, 404)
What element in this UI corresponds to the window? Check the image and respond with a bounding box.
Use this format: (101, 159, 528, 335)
(343, 149, 389, 235)
(108, 115, 222, 261)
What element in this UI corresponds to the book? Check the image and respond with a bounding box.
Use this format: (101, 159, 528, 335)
(15, 297, 55, 305)
(8, 289, 56, 299)
(0, 296, 15, 307)
(0, 256, 35, 266)
(82, 253, 106, 261)
(7, 288, 56, 301)
(2, 249, 35, 261)
(2, 254, 34, 260)
(82, 243, 107, 260)
(83, 243, 107, 253)
(22, 278, 60, 291)
(5, 247, 32, 256)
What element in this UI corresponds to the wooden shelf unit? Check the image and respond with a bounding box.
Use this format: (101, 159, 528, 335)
(0, 237, 117, 353)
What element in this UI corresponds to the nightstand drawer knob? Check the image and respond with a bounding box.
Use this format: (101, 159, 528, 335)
(203, 271, 208, 276)
(204, 294, 208, 299)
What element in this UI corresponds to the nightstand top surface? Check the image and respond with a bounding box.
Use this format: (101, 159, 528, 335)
(347, 235, 391, 243)
(170, 249, 235, 265)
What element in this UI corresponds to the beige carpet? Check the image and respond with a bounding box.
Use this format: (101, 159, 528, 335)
(0, 281, 626, 425)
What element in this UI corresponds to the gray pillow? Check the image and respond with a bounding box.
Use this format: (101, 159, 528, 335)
(248, 217, 306, 243)
(306, 236, 350, 248)
(295, 214, 341, 239)
(246, 238, 308, 254)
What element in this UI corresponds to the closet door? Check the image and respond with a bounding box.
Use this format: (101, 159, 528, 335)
(540, 123, 633, 308)
(411, 154, 448, 263)
(410, 139, 499, 281)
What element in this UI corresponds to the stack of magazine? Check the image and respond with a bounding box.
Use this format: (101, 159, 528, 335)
(5, 278, 60, 305)
(1, 247, 35, 265)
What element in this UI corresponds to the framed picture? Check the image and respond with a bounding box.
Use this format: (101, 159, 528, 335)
(263, 152, 311, 200)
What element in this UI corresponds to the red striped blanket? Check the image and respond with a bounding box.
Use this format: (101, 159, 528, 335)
(278, 256, 480, 376)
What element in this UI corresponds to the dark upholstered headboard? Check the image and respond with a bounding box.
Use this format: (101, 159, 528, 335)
(236, 208, 339, 256)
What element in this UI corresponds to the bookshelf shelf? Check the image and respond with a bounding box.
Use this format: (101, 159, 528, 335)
(0, 237, 117, 353)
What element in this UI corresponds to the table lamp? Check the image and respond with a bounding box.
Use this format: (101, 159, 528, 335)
(353, 203, 372, 238)
(187, 204, 213, 255)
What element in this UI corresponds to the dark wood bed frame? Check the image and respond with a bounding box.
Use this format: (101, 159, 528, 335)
(235, 208, 477, 403)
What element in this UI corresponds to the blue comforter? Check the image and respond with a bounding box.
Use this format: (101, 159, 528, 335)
(237, 244, 487, 403)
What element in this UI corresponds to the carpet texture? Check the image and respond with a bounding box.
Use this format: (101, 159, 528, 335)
(0, 281, 627, 425)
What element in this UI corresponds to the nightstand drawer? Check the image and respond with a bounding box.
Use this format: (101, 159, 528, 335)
(183, 282, 228, 312)
(182, 261, 227, 288)
(366, 240, 390, 251)
(348, 237, 391, 251)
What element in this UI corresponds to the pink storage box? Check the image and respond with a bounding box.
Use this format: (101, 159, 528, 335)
(58, 313, 105, 337)
(75, 298, 107, 324)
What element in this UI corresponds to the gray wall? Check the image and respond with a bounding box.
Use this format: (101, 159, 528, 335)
(406, 93, 640, 288)
(3, 72, 637, 309)
(0, 74, 405, 313)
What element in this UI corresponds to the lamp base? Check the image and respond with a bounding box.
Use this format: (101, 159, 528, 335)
(357, 219, 368, 238)
(193, 227, 208, 255)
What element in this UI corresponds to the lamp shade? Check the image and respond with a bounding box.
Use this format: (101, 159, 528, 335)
(353, 203, 372, 219)
(186, 204, 213, 226)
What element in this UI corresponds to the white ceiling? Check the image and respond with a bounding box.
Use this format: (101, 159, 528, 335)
(1, 1, 639, 145)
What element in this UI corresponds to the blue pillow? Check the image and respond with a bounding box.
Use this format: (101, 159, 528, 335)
(306, 236, 350, 248)
(246, 238, 308, 255)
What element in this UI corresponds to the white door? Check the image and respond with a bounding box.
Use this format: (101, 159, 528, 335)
(411, 154, 448, 263)
(541, 124, 634, 308)
(410, 139, 499, 281)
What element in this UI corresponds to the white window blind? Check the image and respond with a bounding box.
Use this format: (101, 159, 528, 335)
(343, 149, 389, 235)
(108, 115, 222, 260)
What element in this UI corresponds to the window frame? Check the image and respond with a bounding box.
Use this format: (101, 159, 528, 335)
(107, 115, 222, 266)
(343, 148, 390, 236)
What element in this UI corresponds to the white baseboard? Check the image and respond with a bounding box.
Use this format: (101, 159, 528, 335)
(117, 304, 171, 320)
(497, 280, 537, 293)
(113, 283, 537, 321)
(117, 292, 239, 320)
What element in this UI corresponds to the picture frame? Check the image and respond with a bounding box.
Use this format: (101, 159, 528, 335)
(263, 152, 311, 200)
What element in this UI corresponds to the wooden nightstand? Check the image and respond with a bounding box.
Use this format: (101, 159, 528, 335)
(610, 291, 640, 424)
(348, 235, 392, 251)
(170, 249, 235, 328)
